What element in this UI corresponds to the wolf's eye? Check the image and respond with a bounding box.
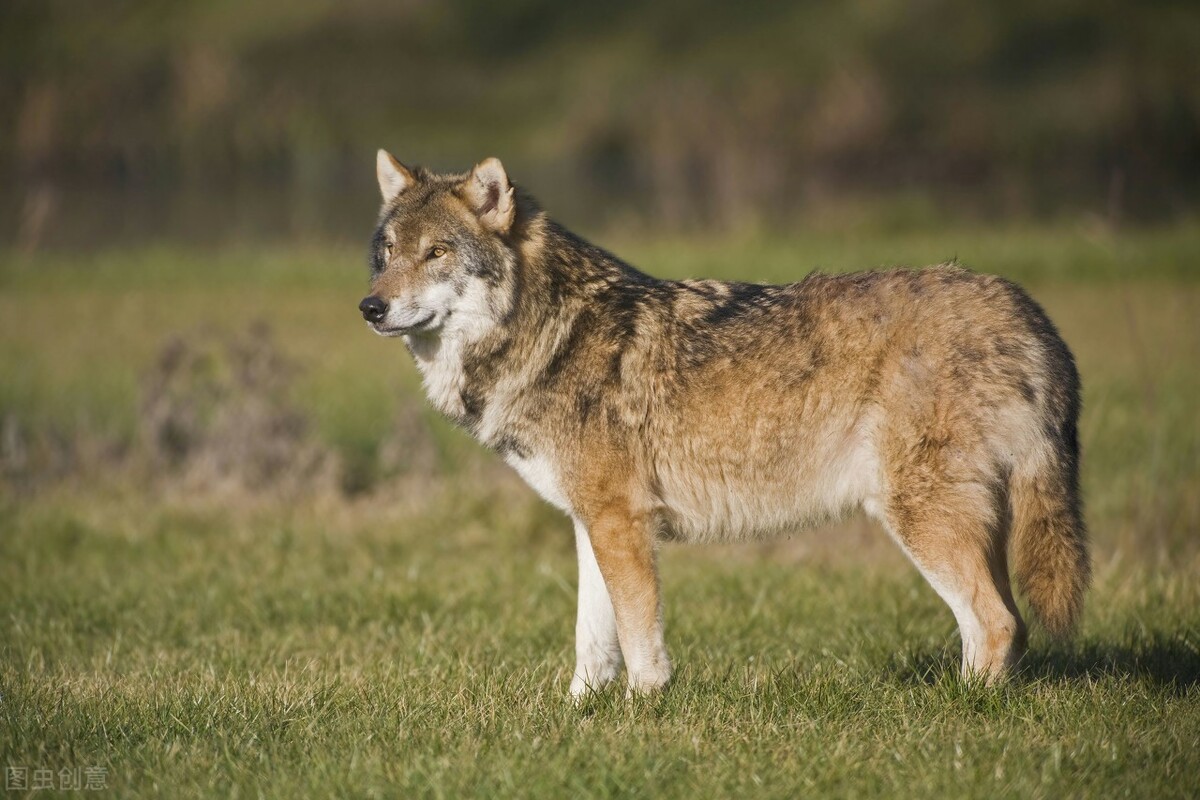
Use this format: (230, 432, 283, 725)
(385, 242, 394, 255)
(429, 245, 447, 259)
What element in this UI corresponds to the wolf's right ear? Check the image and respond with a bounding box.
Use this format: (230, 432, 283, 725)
(377, 149, 415, 203)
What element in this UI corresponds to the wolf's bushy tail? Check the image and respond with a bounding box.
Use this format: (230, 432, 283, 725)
(1009, 446, 1090, 637)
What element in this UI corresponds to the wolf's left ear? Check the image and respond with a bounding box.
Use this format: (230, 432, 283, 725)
(462, 158, 515, 234)
(377, 149, 415, 203)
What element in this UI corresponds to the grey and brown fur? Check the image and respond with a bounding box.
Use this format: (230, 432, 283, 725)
(360, 150, 1089, 696)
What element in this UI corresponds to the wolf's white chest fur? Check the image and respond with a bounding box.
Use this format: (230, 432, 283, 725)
(505, 452, 572, 513)
(408, 334, 468, 419)
(409, 331, 572, 514)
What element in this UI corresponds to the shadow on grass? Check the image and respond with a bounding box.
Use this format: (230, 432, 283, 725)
(886, 631, 1200, 693)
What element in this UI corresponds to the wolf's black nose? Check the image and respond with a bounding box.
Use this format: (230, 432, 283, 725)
(359, 296, 388, 322)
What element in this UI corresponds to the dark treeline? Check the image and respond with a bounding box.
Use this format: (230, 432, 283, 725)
(2, 0, 1198, 246)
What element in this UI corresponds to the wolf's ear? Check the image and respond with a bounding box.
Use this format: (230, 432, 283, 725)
(462, 157, 515, 234)
(377, 149, 415, 203)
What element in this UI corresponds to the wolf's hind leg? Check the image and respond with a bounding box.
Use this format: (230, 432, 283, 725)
(570, 519, 623, 698)
(881, 488, 1026, 683)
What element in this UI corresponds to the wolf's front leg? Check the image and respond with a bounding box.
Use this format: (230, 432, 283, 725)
(569, 520, 624, 698)
(585, 506, 671, 695)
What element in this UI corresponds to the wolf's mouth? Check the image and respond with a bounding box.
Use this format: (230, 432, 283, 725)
(370, 311, 437, 337)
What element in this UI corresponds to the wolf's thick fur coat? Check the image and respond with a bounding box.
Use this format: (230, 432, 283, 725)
(362, 151, 1090, 696)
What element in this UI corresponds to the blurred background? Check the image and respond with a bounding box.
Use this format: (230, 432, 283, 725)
(3, 0, 1199, 249)
(1, 0, 1197, 562)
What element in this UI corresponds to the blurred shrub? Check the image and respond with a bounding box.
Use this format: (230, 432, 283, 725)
(139, 321, 332, 494)
(0, 323, 457, 502)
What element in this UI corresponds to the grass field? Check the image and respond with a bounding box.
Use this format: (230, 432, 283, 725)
(2, 222, 1199, 797)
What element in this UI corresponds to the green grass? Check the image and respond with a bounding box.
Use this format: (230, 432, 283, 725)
(2, 223, 1199, 797)
(2, 500, 1197, 798)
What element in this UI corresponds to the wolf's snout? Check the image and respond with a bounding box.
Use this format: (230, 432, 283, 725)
(359, 295, 388, 323)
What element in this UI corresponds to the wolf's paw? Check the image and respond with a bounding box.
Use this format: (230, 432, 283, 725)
(569, 660, 621, 701)
(624, 656, 672, 698)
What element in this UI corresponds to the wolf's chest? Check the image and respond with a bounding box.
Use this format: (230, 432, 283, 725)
(505, 452, 572, 513)
(409, 336, 469, 419)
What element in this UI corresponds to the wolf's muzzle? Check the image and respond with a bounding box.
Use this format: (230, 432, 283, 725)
(359, 295, 388, 323)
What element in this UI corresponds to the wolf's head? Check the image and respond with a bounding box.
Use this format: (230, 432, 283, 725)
(360, 150, 520, 342)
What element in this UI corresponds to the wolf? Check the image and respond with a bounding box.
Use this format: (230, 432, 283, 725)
(359, 150, 1089, 697)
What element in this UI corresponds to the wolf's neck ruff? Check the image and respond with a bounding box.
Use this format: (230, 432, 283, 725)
(406, 216, 665, 459)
